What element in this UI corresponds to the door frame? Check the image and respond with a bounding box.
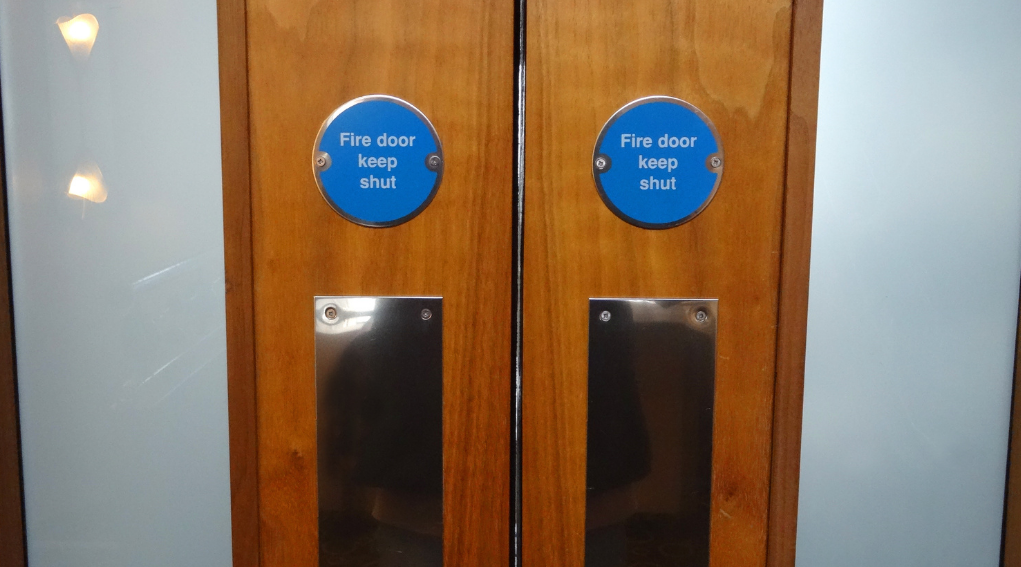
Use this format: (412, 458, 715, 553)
(766, 0, 823, 565)
(213, 0, 827, 565)
(1002, 288, 1021, 563)
(0, 86, 26, 567)
(3, 1, 1021, 566)
(216, 0, 260, 565)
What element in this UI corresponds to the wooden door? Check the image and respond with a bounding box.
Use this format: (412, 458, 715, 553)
(219, 0, 819, 565)
(220, 1, 515, 566)
(521, 1, 820, 566)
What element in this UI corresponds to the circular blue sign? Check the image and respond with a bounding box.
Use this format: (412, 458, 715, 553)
(313, 95, 443, 227)
(593, 97, 723, 229)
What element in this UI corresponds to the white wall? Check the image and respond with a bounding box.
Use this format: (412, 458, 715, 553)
(797, 0, 1021, 565)
(0, 1, 233, 565)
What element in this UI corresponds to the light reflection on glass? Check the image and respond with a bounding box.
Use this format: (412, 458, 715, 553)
(56, 14, 99, 60)
(67, 162, 107, 203)
(3, 0, 233, 562)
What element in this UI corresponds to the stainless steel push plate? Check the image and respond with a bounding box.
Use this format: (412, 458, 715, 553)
(586, 298, 717, 567)
(315, 296, 443, 567)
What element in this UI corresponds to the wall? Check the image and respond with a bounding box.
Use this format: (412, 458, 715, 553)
(797, 0, 1021, 565)
(0, 1, 233, 565)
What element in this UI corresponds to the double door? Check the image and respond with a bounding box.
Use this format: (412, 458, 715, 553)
(230, 1, 814, 565)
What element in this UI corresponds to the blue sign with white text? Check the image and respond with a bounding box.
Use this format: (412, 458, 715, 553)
(314, 96, 443, 227)
(593, 97, 723, 229)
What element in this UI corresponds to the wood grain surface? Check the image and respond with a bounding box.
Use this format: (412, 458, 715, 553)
(766, 1, 823, 565)
(0, 142, 26, 567)
(1003, 291, 1021, 565)
(522, 1, 796, 565)
(217, 0, 261, 564)
(244, 1, 514, 565)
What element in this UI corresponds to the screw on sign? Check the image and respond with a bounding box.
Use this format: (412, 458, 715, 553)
(421, 308, 433, 321)
(599, 310, 612, 322)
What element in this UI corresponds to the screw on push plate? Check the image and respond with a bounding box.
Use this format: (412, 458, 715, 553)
(315, 152, 332, 171)
(323, 305, 339, 321)
(709, 156, 723, 169)
(425, 153, 442, 171)
(421, 308, 433, 321)
(594, 154, 611, 173)
(599, 310, 612, 322)
(695, 309, 708, 323)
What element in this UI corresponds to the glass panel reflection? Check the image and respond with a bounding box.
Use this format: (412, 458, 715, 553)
(2, 0, 231, 562)
(586, 298, 717, 567)
(67, 161, 107, 203)
(56, 13, 99, 59)
(316, 296, 444, 567)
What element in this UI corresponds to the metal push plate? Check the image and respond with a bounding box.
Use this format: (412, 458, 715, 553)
(586, 298, 717, 567)
(315, 296, 443, 566)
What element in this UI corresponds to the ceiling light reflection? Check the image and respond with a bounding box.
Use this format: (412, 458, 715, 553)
(339, 298, 377, 313)
(57, 14, 99, 59)
(68, 163, 107, 203)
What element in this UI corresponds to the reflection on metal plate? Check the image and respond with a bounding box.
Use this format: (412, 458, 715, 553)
(586, 298, 717, 567)
(315, 296, 443, 566)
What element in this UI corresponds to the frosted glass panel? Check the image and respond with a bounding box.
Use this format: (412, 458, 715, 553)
(797, 1, 1021, 566)
(0, 1, 233, 565)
